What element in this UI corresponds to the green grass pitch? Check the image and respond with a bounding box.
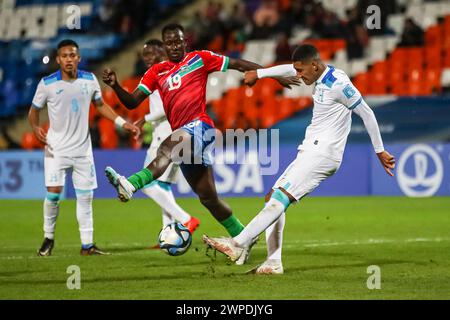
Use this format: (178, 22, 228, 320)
(1, 196, 449, 300)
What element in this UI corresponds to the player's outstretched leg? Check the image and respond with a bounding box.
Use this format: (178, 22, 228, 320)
(105, 130, 190, 202)
(245, 212, 285, 275)
(181, 165, 260, 264)
(203, 188, 293, 262)
(247, 191, 285, 274)
(182, 165, 244, 236)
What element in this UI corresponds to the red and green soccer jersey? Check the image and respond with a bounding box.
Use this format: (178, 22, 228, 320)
(137, 50, 229, 130)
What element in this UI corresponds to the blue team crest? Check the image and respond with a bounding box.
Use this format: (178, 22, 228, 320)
(343, 84, 356, 99)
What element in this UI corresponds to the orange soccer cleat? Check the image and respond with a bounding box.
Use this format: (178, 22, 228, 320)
(184, 216, 200, 234)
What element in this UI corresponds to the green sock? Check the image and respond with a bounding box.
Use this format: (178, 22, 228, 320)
(220, 215, 245, 237)
(127, 168, 154, 191)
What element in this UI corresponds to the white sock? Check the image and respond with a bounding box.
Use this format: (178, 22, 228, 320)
(265, 212, 285, 261)
(142, 182, 191, 224)
(43, 197, 60, 239)
(234, 197, 286, 247)
(76, 191, 94, 246)
(162, 209, 175, 227)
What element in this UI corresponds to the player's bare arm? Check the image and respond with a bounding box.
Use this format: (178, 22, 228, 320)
(228, 59, 300, 89)
(28, 106, 47, 144)
(94, 99, 140, 139)
(102, 68, 147, 109)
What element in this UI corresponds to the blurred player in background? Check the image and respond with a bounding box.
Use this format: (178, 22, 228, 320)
(133, 39, 200, 245)
(203, 44, 396, 274)
(102, 23, 299, 264)
(29, 39, 139, 256)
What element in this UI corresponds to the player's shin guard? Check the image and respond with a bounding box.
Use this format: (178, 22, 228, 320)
(142, 181, 191, 224)
(233, 189, 290, 247)
(265, 212, 285, 261)
(76, 190, 94, 246)
(43, 192, 61, 239)
(127, 168, 154, 191)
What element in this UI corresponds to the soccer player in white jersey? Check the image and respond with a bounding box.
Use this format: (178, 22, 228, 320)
(28, 39, 139, 256)
(203, 44, 396, 274)
(133, 39, 200, 245)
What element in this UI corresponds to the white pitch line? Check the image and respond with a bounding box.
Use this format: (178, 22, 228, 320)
(284, 237, 450, 248)
(1, 238, 449, 261)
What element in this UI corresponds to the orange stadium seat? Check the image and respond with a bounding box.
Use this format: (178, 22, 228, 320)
(369, 62, 388, 94)
(405, 47, 424, 72)
(425, 46, 442, 69)
(278, 97, 294, 120)
(98, 118, 118, 149)
(424, 68, 442, 93)
(353, 73, 369, 95)
(425, 25, 442, 47)
(444, 48, 450, 67)
(121, 78, 140, 92)
(102, 88, 120, 108)
(260, 96, 277, 128)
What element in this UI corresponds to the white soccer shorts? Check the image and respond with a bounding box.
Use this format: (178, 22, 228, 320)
(144, 120, 179, 184)
(44, 155, 97, 190)
(273, 150, 341, 201)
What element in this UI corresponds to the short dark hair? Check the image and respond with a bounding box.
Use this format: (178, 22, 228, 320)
(144, 39, 164, 48)
(57, 39, 79, 51)
(161, 23, 184, 38)
(292, 44, 320, 62)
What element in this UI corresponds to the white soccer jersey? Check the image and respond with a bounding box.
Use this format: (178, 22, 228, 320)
(257, 64, 384, 161)
(32, 70, 102, 157)
(298, 65, 363, 161)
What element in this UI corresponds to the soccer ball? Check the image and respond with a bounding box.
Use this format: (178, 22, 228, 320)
(158, 222, 192, 256)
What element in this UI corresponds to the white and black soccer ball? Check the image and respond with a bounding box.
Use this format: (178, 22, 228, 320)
(158, 222, 192, 256)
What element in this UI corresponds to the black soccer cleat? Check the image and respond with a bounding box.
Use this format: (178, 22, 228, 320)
(37, 238, 54, 256)
(80, 245, 110, 256)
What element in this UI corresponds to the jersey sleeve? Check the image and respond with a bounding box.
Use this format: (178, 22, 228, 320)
(92, 74, 103, 103)
(138, 66, 158, 96)
(31, 79, 47, 109)
(198, 50, 229, 73)
(335, 81, 363, 110)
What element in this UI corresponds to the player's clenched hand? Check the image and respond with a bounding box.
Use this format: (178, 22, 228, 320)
(122, 122, 140, 140)
(33, 126, 47, 145)
(244, 70, 259, 87)
(377, 150, 396, 177)
(274, 76, 301, 89)
(102, 68, 117, 87)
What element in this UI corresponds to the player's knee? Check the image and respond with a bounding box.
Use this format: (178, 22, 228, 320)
(265, 190, 274, 203)
(75, 189, 93, 202)
(271, 188, 292, 210)
(199, 194, 219, 208)
(46, 191, 61, 203)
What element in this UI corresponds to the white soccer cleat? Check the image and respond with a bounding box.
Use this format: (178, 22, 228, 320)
(247, 259, 284, 275)
(235, 237, 258, 265)
(202, 235, 245, 262)
(105, 166, 135, 202)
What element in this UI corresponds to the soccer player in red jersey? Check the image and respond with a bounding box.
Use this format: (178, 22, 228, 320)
(102, 23, 298, 255)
